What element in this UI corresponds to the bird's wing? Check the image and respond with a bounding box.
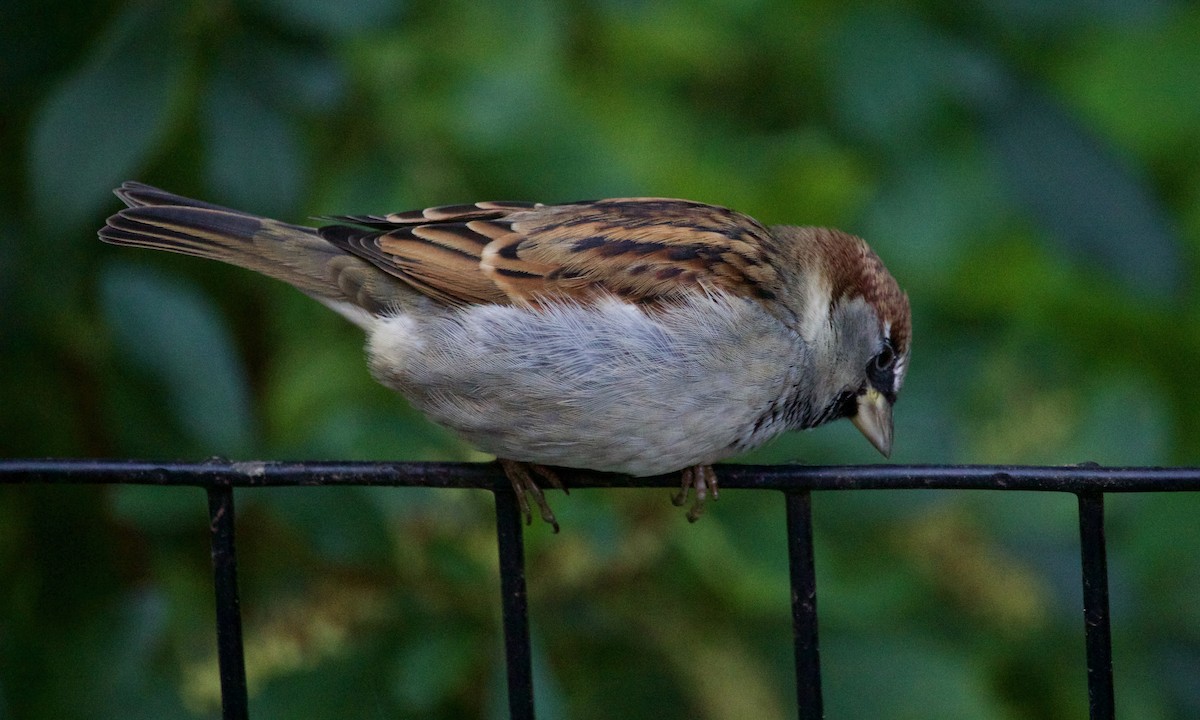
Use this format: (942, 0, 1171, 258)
(318, 198, 784, 307)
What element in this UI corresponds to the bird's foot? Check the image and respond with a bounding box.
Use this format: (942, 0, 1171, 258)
(499, 459, 565, 533)
(671, 464, 719, 522)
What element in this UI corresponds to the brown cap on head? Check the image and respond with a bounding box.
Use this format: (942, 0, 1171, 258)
(795, 227, 910, 355)
(851, 241, 910, 355)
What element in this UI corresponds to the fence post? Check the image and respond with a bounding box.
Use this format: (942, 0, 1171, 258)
(786, 490, 823, 719)
(495, 489, 536, 720)
(1077, 492, 1115, 720)
(207, 483, 250, 720)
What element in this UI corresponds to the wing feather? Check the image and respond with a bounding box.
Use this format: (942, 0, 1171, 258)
(318, 198, 783, 308)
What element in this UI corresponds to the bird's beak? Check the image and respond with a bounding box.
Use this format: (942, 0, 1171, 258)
(851, 388, 893, 458)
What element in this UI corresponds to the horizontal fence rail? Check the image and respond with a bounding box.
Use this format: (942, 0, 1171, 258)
(6, 459, 1200, 491)
(3, 459, 1200, 720)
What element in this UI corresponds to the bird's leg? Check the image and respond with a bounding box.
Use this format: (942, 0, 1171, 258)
(498, 459, 565, 533)
(671, 464, 719, 522)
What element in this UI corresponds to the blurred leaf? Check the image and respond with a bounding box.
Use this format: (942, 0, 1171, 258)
(391, 629, 475, 711)
(860, 149, 1008, 290)
(0, 0, 115, 112)
(755, 132, 872, 226)
(1066, 376, 1170, 465)
(303, 406, 469, 462)
(202, 67, 306, 218)
(827, 11, 1002, 152)
(452, 62, 556, 150)
(243, 0, 404, 37)
(219, 38, 347, 113)
(99, 261, 253, 454)
(529, 639, 568, 720)
(883, 334, 971, 463)
(39, 589, 197, 720)
(972, 0, 1170, 33)
(985, 89, 1185, 299)
(101, 590, 185, 719)
(247, 650, 392, 720)
(485, 637, 569, 720)
(823, 635, 1009, 719)
(28, 1, 186, 233)
(110, 485, 206, 534)
(316, 152, 415, 214)
(1051, 10, 1200, 163)
(443, 0, 566, 156)
(0, 217, 17, 297)
(254, 487, 393, 565)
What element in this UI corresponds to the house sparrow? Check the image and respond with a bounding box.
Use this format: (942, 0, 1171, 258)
(100, 182, 910, 530)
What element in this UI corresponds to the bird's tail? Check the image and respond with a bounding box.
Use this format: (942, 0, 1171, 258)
(99, 182, 403, 315)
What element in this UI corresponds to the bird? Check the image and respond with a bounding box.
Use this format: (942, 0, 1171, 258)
(99, 181, 911, 530)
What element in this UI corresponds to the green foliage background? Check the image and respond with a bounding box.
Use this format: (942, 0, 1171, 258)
(2, 0, 1200, 717)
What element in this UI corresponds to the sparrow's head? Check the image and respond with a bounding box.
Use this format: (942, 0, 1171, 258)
(773, 226, 911, 457)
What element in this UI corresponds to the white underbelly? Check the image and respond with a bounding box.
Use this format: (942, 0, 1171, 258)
(365, 295, 803, 475)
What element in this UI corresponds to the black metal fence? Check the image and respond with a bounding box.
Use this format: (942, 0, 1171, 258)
(3, 459, 1200, 719)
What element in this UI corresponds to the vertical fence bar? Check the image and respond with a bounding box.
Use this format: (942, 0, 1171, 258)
(1077, 491, 1115, 720)
(494, 489, 536, 720)
(785, 490, 823, 719)
(207, 484, 250, 720)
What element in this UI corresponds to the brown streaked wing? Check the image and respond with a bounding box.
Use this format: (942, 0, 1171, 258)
(497, 198, 784, 304)
(378, 223, 509, 306)
(319, 197, 784, 308)
(320, 221, 508, 306)
(328, 201, 542, 229)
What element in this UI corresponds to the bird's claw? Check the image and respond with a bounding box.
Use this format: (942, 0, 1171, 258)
(499, 459, 564, 532)
(672, 465, 719, 522)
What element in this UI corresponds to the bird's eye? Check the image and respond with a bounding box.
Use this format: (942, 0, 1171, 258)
(872, 345, 896, 373)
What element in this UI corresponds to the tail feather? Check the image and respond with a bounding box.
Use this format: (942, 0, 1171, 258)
(113, 181, 254, 214)
(99, 204, 287, 270)
(98, 183, 412, 316)
(103, 204, 263, 248)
